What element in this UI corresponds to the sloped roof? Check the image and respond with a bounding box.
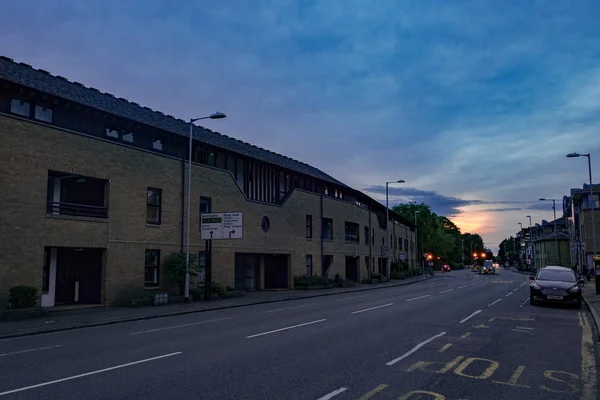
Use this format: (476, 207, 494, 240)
(0, 55, 348, 188)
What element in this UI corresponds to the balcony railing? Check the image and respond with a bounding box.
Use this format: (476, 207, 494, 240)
(46, 201, 108, 219)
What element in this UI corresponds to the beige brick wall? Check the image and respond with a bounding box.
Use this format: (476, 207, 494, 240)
(0, 114, 415, 305)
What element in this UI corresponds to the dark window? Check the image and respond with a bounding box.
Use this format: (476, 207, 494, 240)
(46, 170, 108, 218)
(322, 218, 333, 240)
(34, 105, 53, 123)
(399, 237, 403, 251)
(306, 215, 313, 238)
(537, 269, 576, 282)
(152, 138, 163, 151)
(105, 128, 119, 139)
(345, 222, 359, 243)
(306, 255, 313, 276)
(147, 188, 162, 225)
(122, 132, 134, 143)
(10, 98, 30, 117)
(410, 241, 414, 252)
(200, 197, 212, 213)
(364, 226, 369, 245)
(365, 256, 369, 271)
(145, 250, 160, 287)
(261, 216, 270, 232)
(42, 248, 51, 293)
(404, 239, 409, 251)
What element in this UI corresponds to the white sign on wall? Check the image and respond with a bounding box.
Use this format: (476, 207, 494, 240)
(201, 212, 243, 240)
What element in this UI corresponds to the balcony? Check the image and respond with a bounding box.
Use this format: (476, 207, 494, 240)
(46, 170, 109, 220)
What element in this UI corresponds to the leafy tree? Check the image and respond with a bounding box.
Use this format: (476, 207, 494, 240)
(162, 252, 198, 295)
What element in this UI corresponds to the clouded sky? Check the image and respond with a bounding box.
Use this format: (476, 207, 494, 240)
(2, 0, 600, 251)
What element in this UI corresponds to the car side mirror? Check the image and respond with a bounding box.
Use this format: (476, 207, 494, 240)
(529, 276, 535, 281)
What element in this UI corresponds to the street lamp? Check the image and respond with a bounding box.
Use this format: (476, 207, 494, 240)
(539, 198, 560, 265)
(518, 222, 523, 267)
(567, 152, 598, 272)
(185, 111, 227, 301)
(386, 179, 405, 277)
(414, 209, 421, 275)
(526, 215, 535, 271)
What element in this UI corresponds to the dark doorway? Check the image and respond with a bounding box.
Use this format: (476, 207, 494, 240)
(234, 254, 260, 291)
(264, 255, 289, 289)
(55, 248, 103, 305)
(322, 255, 333, 278)
(345, 256, 359, 282)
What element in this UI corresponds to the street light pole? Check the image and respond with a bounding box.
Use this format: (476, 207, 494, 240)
(185, 111, 226, 301)
(385, 180, 405, 277)
(415, 209, 421, 276)
(518, 222, 523, 267)
(567, 152, 598, 272)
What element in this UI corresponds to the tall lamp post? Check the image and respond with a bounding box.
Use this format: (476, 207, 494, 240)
(185, 111, 226, 301)
(567, 152, 598, 272)
(415, 209, 420, 274)
(385, 180, 405, 276)
(518, 222, 523, 267)
(526, 215, 534, 271)
(539, 198, 560, 265)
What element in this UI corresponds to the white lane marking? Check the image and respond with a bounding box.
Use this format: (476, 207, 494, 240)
(386, 332, 447, 366)
(439, 289, 454, 294)
(264, 303, 317, 313)
(513, 329, 532, 334)
(246, 319, 326, 339)
(0, 345, 63, 358)
(516, 326, 535, 330)
(129, 317, 230, 335)
(316, 387, 348, 400)
(459, 310, 482, 324)
(351, 303, 394, 314)
(406, 295, 431, 302)
(506, 292, 513, 297)
(520, 297, 529, 308)
(0, 352, 182, 396)
(457, 285, 468, 289)
(336, 294, 369, 301)
(488, 299, 502, 307)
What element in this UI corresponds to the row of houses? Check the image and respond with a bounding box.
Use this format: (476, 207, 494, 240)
(0, 56, 418, 308)
(515, 185, 600, 272)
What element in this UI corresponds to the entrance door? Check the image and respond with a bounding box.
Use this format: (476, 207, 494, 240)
(264, 255, 289, 289)
(234, 254, 260, 291)
(55, 248, 102, 305)
(345, 256, 359, 282)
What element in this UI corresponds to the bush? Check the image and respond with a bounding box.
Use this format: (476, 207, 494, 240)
(391, 260, 409, 273)
(294, 275, 332, 287)
(211, 281, 227, 296)
(8, 286, 38, 309)
(391, 271, 406, 280)
(333, 279, 357, 288)
(361, 278, 373, 284)
(163, 252, 198, 295)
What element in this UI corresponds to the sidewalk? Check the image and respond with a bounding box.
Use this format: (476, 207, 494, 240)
(0, 275, 432, 339)
(582, 282, 600, 333)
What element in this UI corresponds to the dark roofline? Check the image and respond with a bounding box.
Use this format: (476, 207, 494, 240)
(0, 55, 349, 189)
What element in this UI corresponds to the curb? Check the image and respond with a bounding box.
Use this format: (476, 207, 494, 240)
(582, 292, 600, 336)
(0, 275, 435, 340)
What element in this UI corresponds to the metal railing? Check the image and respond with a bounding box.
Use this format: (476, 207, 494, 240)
(46, 201, 108, 218)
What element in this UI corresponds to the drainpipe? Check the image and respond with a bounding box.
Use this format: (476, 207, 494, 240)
(320, 193, 324, 278)
(180, 154, 186, 254)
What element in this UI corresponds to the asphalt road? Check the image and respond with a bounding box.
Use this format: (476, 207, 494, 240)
(0, 269, 597, 400)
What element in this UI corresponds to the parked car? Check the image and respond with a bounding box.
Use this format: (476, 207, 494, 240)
(441, 264, 451, 272)
(529, 266, 582, 309)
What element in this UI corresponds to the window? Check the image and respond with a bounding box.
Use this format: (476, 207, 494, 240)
(322, 218, 333, 240)
(10, 99, 30, 117)
(197, 251, 207, 285)
(147, 188, 162, 224)
(122, 132, 134, 143)
(34, 105, 53, 123)
(410, 241, 414, 252)
(152, 139, 163, 151)
(404, 239, 409, 251)
(399, 237, 403, 250)
(365, 256, 369, 271)
(200, 197, 212, 214)
(306, 215, 313, 238)
(306, 255, 313, 276)
(144, 250, 160, 287)
(345, 222, 359, 243)
(105, 128, 119, 139)
(364, 227, 369, 245)
(261, 216, 270, 232)
(42, 248, 51, 293)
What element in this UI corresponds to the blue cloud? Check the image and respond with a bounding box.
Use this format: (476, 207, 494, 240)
(1, 0, 599, 251)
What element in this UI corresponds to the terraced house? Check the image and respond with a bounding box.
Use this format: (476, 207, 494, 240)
(0, 56, 417, 308)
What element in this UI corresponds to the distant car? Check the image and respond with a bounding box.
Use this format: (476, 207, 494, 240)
(481, 260, 495, 275)
(529, 266, 582, 309)
(441, 264, 451, 272)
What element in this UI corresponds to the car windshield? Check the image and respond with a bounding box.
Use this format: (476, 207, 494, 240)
(537, 270, 576, 282)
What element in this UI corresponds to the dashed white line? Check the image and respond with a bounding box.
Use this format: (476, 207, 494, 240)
(406, 295, 431, 302)
(351, 303, 394, 314)
(316, 387, 348, 400)
(439, 289, 454, 294)
(459, 310, 482, 324)
(0, 352, 182, 396)
(506, 292, 513, 297)
(488, 299, 502, 307)
(129, 317, 231, 335)
(0, 345, 63, 358)
(336, 294, 369, 302)
(246, 319, 327, 338)
(457, 285, 468, 289)
(519, 298, 529, 308)
(385, 331, 447, 366)
(264, 303, 317, 313)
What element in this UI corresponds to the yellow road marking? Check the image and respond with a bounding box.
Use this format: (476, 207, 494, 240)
(357, 384, 388, 400)
(578, 312, 584, 327)
(460, 332, 471, 338)
(473, 324, 489, 329)
(492, 365, 530, 388)
(438, 343, 452, 352)
(398, 390, 445, 399)
(581, 313, 597, 400)
(407, 356, 464, 374)
(488, 317, 535, 322)
(453, 357, 499, 379)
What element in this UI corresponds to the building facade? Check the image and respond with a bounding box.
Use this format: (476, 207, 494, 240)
(569, 186, 600, 272)
(0, 56, 417, 307)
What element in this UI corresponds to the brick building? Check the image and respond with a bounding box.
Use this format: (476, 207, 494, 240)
(0, 56, 416, 307)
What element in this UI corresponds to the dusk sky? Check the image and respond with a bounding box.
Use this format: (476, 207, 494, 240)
(2, 1, 600, 252)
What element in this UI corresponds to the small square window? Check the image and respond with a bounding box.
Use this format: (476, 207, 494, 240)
(34, 106, 53, 123)
(122, 132, 134, 143)
(153, 139, 163, 151)
(105, 128, 119, 139)
(10, 99, 30, 117)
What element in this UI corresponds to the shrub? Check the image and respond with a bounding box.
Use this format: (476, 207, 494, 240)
(391, 260, 409, 272)
(8, 286, 38, 309)
(361, 278, 373, 284)
(294, 275, 332, 287)
(163, 252, 198, 295)
(211, 281, 227, 296)
(391, 271, 406, 280)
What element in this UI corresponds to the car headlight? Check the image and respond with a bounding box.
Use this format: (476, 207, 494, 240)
(567, 285, 580, 293)
(531, 283, 541, 290)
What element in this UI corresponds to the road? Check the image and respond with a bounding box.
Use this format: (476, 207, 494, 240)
(0, 269, 597, 399)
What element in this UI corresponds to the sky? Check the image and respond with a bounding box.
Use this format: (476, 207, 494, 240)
(2, 0, 600, 252)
